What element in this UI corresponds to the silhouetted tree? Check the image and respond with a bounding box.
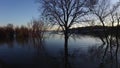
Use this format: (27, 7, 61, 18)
(28, 19, 45, 41)
(6, 24, 14, 39)
(15, 26, 29, 38)
(88, 0, 120, 44)
(39, 0, 97, 68)
(0, 27, 7, 39)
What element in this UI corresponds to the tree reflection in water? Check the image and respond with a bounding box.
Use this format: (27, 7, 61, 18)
(60, 32, 120, 68)
(0, 32, 119, 68)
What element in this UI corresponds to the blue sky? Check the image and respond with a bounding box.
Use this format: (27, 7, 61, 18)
(0, 0, 119, 26)
(0, 0, 39, 26)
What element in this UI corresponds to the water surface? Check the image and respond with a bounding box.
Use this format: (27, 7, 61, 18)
(0, 33, 118, 68)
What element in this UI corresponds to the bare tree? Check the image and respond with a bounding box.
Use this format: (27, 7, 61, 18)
(88, 0, 120, 44)
(39, 0, 94, 36)
(88, 1, 120, 66)
(89, 0, 120, 30)
(89, 0, 111, 26)
(6, 24, 14, 39)
(28, 19, 46, 42)
(38, 0, 97, 68)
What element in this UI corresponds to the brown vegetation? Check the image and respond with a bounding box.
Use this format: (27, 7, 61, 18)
(0, 21, 45, 40)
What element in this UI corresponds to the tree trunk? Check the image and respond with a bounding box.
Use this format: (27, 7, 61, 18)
(64, 27, 69, 68)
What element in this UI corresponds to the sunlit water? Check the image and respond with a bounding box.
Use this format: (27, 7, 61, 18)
(0, 33, 118, 68)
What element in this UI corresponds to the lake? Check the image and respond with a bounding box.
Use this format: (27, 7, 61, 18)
(0, 33, 119, 68)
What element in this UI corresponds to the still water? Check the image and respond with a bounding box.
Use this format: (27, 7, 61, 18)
(0, 33, 119, 68)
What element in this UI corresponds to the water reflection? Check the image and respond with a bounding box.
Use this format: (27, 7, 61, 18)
(0, 33, 119, 68)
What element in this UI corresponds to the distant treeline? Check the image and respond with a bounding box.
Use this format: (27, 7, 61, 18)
(0, 21, 45, 40)
(68, 26, 120, 35)
(0, 25, 29, 39)
(1, 24, 120, 40)
(0, 24, 14, 39)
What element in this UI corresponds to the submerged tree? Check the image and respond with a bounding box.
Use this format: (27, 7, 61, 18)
(15, 26, 29, 38)
(6, 24, 14, 38)
(39, 0, 97, 68)
(27, 19, 46, 42)
(88, 0, 120, 43)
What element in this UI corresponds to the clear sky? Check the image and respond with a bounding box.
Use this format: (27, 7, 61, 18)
(0, 0, 39, 26)
(0, 0, 119, 26)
